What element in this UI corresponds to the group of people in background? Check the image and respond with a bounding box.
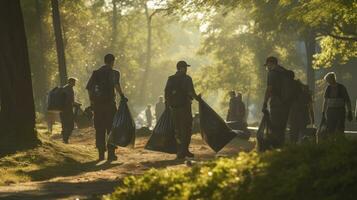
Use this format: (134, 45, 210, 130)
(262, 56, 355, 150)
(144, 96, 165, 129)
(51, 53, 356, 161)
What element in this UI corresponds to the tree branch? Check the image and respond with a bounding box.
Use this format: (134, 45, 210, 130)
(327, 33, 357, 41)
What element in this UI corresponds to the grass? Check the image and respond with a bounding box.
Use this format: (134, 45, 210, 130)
(0, 124, 97, 185)
(104, 138, 357, 200)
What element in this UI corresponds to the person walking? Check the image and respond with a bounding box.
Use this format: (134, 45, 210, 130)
(155, 96, 165, 121)
(145, 104, 153, 128)
(262, 56, 292, 149)
(165, 60, 200, 159)
(322, 72, 352, 138)
(60, 77, 77, 144)
(86, 54, 127, 161)
(288, 81, 315, 143)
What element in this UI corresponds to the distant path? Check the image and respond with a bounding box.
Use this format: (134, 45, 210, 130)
(0, 128, 255, 200)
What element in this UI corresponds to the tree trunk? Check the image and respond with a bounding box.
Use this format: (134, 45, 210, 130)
(304, 33, 316, 124)
(138, 3, 153, 105)
(0, 0, 40, 154)
(34, 0, 48, 112)
(51, 0, 68, 86)
(111, 0, 118, 51)
(304, 34, 316, 93)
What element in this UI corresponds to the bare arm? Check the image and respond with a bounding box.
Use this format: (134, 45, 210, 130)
(322, 97, 327, 114)
(115, 83, 124, 97)
(187, 77, 200, 100)
(263, 86, 272, 108)
(355, 100, 357, 118)
(345, 92, 352, 112)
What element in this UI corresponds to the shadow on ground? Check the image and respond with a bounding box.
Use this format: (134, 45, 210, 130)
(0, 180, 120, 200)
(26, 159, 122, 181)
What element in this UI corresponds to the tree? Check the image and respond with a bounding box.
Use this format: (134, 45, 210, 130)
(51, 0, 68, 86)
(138, 2, 162, 105)
(0, 0, 39, 153)
(170, 0, 357, 92)
(21, 0, 51, 112)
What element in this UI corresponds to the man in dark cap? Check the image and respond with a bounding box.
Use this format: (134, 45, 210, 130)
(86, 53, 127, 161)
(165, 60, 200, 159)
(262, 56, 292, 149)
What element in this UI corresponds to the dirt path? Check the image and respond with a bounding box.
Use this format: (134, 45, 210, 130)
(0, 128, 255, 200)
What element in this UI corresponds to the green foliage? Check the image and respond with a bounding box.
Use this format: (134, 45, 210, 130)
(22, 0, 202, 110)
(171, 0, 357, 68)
(192, 7, 305, 111)
(314, 36, 357, 68)
(105, 139, 357, 200)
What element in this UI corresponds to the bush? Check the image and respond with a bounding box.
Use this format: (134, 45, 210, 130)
(104, 139, 357, 200)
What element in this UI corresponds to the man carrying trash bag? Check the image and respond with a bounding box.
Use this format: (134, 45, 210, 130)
(86, 54, 127, 161)
(165, 60, 200, 159)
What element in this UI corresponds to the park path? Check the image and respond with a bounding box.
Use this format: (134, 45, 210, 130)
(0, 128, 255, 200)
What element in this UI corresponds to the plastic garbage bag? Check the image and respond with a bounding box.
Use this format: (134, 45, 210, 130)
(199, 98, 236, 152)
(108, 100, 136, 147)
(145, 108, 177, 154)
(256, 114, 271, 152)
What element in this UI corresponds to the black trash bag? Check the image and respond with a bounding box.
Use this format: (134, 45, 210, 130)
(226, 121, 251, 140)
(108, 100, 136, 147)
(316, 117, 328, 144)
(199, 98, 236, 152)
(74, 106, 93, 129)
(145, 108, 177, 154)
(256, 114, 271, 152)
(232, 129, 251, 140)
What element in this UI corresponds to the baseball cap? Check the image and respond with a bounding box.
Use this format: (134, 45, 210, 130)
(176, 60, 191, 69)
(264, 56, 278, 66)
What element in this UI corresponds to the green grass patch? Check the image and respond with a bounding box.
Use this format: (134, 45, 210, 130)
(0, 125, 96, 185)
(105, 139, 357, 200)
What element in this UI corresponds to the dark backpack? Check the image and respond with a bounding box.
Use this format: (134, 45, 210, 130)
(91, 68, 115, 104)
(280, 69, 299, 104)
(47, 86, 66, 112)
(166, 75, 187, 107)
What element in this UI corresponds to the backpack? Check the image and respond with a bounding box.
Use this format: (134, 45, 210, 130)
(166, 75, 187, 107)
(91, 68, 115, 104)
(279, 69, 300, 104)
(47, 86, 66, 112)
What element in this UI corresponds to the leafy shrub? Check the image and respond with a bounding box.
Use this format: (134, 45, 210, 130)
(104, 139, 357, 200)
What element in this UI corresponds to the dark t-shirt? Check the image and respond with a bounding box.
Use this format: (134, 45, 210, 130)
(62, 84, 74, 109)
(86, 65, 120, 104)
(324, 83, 350, 100)
(164, 72, 196, 107)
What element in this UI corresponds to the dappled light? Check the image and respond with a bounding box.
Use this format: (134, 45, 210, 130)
(0, 0, 356, 199)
